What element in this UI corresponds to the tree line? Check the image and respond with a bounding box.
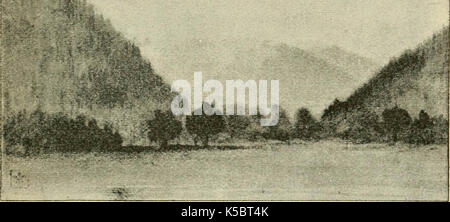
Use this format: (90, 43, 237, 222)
(4, 109, 123, 155)
(3, 103, 447, 155)
(143, 103, 448, 149)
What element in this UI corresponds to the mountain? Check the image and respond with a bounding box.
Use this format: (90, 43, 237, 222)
(309, 45, 381, 85)
(146, 39, 379, 118)
(2, 0, 173, 144)
(321, 26, 448, 128)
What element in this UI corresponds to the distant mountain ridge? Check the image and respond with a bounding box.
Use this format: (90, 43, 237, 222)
(148, 39, 380, 117)
(310, 45, 381, 84)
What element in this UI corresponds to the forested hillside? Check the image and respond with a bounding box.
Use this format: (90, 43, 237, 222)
(321, 26, 448, 139)
(2, 0, 173, 144)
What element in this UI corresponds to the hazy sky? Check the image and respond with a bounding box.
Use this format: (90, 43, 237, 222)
(88, 0, 448, 63)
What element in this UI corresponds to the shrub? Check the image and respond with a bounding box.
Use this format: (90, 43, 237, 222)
(225, 115, 251, 139)
(339, 108, 383, 143)
(431, 115, 449, 144)
(407, 110, 448, 145)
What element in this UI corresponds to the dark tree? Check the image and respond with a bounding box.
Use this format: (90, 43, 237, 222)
(408, 110, 435, 145)
(417, 110, 433, 129)
(294, 108, 319, 140)
(264, 107, 292, 142)
(186, 104, 226, 147)
(382, 107, 412, 142)
(146, 109, 182, 148)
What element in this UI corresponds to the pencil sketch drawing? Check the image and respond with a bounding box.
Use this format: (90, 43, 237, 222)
(1, 0, 448, 201)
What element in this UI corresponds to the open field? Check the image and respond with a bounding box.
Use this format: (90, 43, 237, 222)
(1, 141, 448, 201)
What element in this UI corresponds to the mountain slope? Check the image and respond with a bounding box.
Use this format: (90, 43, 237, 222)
(322, 27, 448, 128)
(2, 0, 173, 144)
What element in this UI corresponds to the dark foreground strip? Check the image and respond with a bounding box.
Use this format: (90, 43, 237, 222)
(0, 202, 448, 221)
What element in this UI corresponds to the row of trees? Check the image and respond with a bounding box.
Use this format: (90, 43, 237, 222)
(3, 109, 123, 155)
(336, 107, 448, 145)
(144, 104, 448, 148)
(143, 104, 300, 148)
(3, 104, 446, 155)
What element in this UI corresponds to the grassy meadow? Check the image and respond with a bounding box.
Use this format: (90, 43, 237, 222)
(1, 140, 448, 201)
